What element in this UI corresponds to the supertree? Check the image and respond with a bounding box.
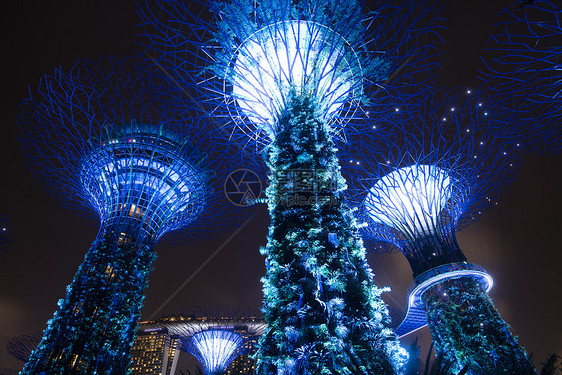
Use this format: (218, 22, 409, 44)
(16, 56, 242, 373)
(480, 0, 561, 154)
(137, 0, 442, 372)
(6, 333, 42, 364)
(159, 306, 266, 375)
(345, 88, 536, 374)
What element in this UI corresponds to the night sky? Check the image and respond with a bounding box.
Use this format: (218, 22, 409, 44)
(1, 0, 561, 371)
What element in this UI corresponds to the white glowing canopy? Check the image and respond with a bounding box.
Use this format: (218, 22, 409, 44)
(365, 165, 453, 238)
(191, 329, 244, 374)
(231, 20, 360, 137)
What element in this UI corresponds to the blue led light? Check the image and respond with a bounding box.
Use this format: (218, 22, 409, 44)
(231, 20, 361, 136)
(189, 329, 244, 374)
(365, 164, 452, 240)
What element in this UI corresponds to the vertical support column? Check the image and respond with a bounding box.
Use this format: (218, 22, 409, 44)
(22, 229, 156, 374)
(422, 277, 534, 374)
(256, 96, 403, 374)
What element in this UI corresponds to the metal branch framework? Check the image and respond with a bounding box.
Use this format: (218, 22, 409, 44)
(345, 87, 536, 374)
(136, 0, 444, 373)
(159, 306, 266, 375)
(17, 56, 246, 373)
(6, 333, 42, 363)
(481, 0, 561, 155)
(137, 0, 443, 150)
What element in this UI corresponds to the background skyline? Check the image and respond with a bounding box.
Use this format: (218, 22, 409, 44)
(0, 0, 560, 371)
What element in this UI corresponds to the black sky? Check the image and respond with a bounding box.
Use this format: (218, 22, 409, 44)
(0, 0, 561, 371)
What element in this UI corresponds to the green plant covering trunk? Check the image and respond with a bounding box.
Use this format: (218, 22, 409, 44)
(422, 277, 536, 375)
(256, 95, 406, 375)
(21, 226, 156, 374)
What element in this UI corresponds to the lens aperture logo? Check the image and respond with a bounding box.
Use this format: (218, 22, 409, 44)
(224, 168, 263, 207)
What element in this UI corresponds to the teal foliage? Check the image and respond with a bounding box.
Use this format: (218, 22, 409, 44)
(213, 0, 365, 43)
(21, 230, 156, 374)
(422, 277, 536, 375)
(255, 94, 406, 375)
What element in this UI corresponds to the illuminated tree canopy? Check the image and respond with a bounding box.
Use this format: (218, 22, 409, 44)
(137, 0, 442, 149)
(160, 306, 265, 375)
(346, 88, 524, 263)
(17, 56, 245, 373)
(345, 87, 536, 374)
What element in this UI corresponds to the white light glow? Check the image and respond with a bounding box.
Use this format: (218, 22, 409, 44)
(93, 157, 192, 210)
(231, 20, 360, 137)
(365, 165, 452, 239)
(191, 330, 243, 374)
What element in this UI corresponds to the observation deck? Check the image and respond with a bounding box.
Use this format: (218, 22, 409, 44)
(395, 262, 493, 337)
(80, 124, 206, 238)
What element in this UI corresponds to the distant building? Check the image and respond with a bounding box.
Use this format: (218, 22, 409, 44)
(130, 324, 180, 375)
(130, 313, 265, 375)
(224, 329, 259, 375)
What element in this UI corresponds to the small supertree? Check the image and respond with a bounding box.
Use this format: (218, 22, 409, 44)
(138, 0, 443, 372)
(346, 88, 536, 374)
(481, 0, 561, 154)
(187, 329, 245, 375)
(17, 56, 240, 373)
(160, 306, 266, 375)
(6, 333, 42, 364)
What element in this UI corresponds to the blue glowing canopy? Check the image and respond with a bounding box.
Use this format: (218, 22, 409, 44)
(17, 57, 220, 241)
(230, 20, 362, 137)
(137, 0, 442, 146)
(188, 329, 245, 375)
(366, 164, 453, 240)
(81, 121, 206, 239)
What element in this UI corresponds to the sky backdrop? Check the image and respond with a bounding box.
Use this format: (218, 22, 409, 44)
(0, 0, 560, 371)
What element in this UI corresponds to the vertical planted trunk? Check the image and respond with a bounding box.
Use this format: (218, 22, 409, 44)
(22, 220, 156, 374)
(256, 95, 403, 375)
(422, 276, 535, 375)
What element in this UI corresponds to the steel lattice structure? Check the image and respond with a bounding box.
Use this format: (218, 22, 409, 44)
(136, 0, 444, 373)
(481, 0, 561, 155)
(6, 332, 42, 363)
(17, 56, 243, 373)
(137, 0, 442, 150)
(345, 88, 536, 374)
(158, 306, 265, 375)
